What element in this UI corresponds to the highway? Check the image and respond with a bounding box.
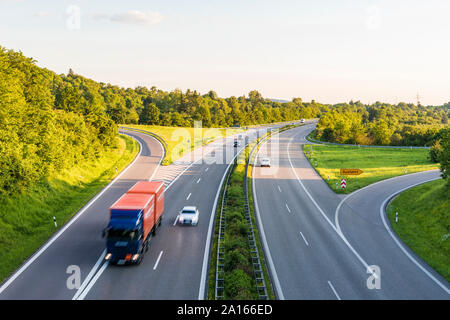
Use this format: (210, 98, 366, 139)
(0, 125, 275, 300)
(0, 131, 164, 300)
(253, 124, 449, 299)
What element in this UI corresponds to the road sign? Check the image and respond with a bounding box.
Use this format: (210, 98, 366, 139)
(340, 169, 363, 176)
(341, 179, 346, 189)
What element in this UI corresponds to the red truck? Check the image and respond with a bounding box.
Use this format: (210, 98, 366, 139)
(103, 181, 164, 265)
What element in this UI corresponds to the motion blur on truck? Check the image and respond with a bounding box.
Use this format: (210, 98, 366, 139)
(103, 181, 165, 265)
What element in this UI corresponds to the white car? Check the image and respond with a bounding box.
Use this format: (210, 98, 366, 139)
(178, 206, 199, 226)
(300, 118, 305, 123)
(260, 157, 271, 167)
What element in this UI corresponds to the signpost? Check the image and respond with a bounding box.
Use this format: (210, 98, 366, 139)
(340, 169, 363, 176)
(341, 179, 347, 189)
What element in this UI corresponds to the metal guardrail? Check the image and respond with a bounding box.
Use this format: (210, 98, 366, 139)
(243, 137, 269, 300)
(214, 160, 236, 300)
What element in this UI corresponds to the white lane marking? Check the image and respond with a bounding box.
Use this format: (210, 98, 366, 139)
(379, 180, 449, 295)
(197, 178, 201, 184)
(199, 128, 269, 300)
(153, 251, 163, 270)
(173, 215, 179, 226)
(0, 134, 144, 296)
(252, 131, 285, 300)
(205, 167, 209, 172)
(76, 261, 109, 300)
(71, 132, 164, 300)
(335, 170, 440, 234)
(286, 130, 379, 279)
(328, 281, 341, 300)
(278, 185, 282, 193)
(72, 250, 107, 300)
(186, 193, 192, 200)
(285, 203, 291, 213)
(299, 232, 309, 246)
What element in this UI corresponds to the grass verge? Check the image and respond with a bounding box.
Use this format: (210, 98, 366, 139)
(0, 135, 138, 283)
(303, 144, 439, 194)
(386, 179, 450, 281)
(123, 125, 243, 165)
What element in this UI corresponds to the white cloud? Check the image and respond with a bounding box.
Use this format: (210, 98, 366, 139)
(110, 10, 163, 26)
(34, 11, 49, 17)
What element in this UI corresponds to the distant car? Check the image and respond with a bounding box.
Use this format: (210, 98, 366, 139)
(233, 140, 240, 147)
(238, 135, 243, 140)
(178, 206, 199, 226)
(260, 157, 271, 167)
(300, 118, 305, 123)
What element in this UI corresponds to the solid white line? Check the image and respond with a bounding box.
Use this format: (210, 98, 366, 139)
(285, 203, 291, 213)
(70, 132, 164, 300)
(0, 134, 144, 296)
(198, 128, 269, 300)
(286, 130, 378, 278)
(153, 251, 163, 270)
(76, 261, 109, 300)
(252, 132, 285, 300)
(198, 143, 244, 300)
(379, 180, 450, 295)
(197, 178, 201, 184)
(72, 250, 106, 300)
(299, 232, 309, 246)
(328, 281, 341, 300)
(186, 193, 192, 200)
(334, 170, 440, 234)
(278, 185, 282, 193)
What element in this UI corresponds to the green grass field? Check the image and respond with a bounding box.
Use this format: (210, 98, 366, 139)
(387, 179, 450, 281)
(124, 125, 243, 164)
(303, 144, 439, 194)
(0, 135, 138, 283)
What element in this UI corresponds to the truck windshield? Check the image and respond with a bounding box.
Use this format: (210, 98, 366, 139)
(107, 229, 140, 241)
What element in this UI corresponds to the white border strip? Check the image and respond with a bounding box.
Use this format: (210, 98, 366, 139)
(379, 179, 450, 295)
(0, 134, 143, 296)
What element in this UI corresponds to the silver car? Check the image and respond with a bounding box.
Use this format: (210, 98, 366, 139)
(178, 206, 199, 226)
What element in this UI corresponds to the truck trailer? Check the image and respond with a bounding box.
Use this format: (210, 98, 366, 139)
(103, 181, 165, 265)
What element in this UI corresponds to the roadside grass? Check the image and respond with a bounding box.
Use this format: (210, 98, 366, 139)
(303, 144, 439, 194)
(386, 179, 450, 281)
(124, 125, 242, 164)
(0, 135, 138, 283)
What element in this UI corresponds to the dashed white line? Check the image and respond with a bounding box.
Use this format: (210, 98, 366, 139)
(277, 185, 282, 193)
(285, 203, 291, 213)
(173, 215, 179, 226)
(153, 251, 163, 270)
(205, 167, 209, 172)
(186, 193, 192, 200)
(197, 178, 201, 184)
(328, 281, 341, 300)
(299, 232, 309, 246)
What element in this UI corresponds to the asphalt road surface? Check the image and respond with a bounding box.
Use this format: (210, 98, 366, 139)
(253, 124, 449, 300)
(0, 125, 276, 300)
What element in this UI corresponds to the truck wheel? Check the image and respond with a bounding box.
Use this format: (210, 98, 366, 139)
(152, 228, 156, 236)
(158, 217, 162, 227)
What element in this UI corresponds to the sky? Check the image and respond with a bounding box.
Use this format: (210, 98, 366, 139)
(1, 0, 449, 106)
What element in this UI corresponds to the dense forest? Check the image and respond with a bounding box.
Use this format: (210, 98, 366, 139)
(1, 46, 449, 196)
(314, 101, 449, 146)
(0, 47, 117, 196)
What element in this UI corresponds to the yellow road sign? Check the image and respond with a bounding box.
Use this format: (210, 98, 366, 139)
(340, 169, 363, 176)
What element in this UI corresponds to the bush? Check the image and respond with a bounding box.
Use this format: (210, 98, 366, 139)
(224, 269, 255, 300)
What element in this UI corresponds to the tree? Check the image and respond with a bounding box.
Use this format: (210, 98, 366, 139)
(139, 102, 160, 125)
(438, 129, 450, 185)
